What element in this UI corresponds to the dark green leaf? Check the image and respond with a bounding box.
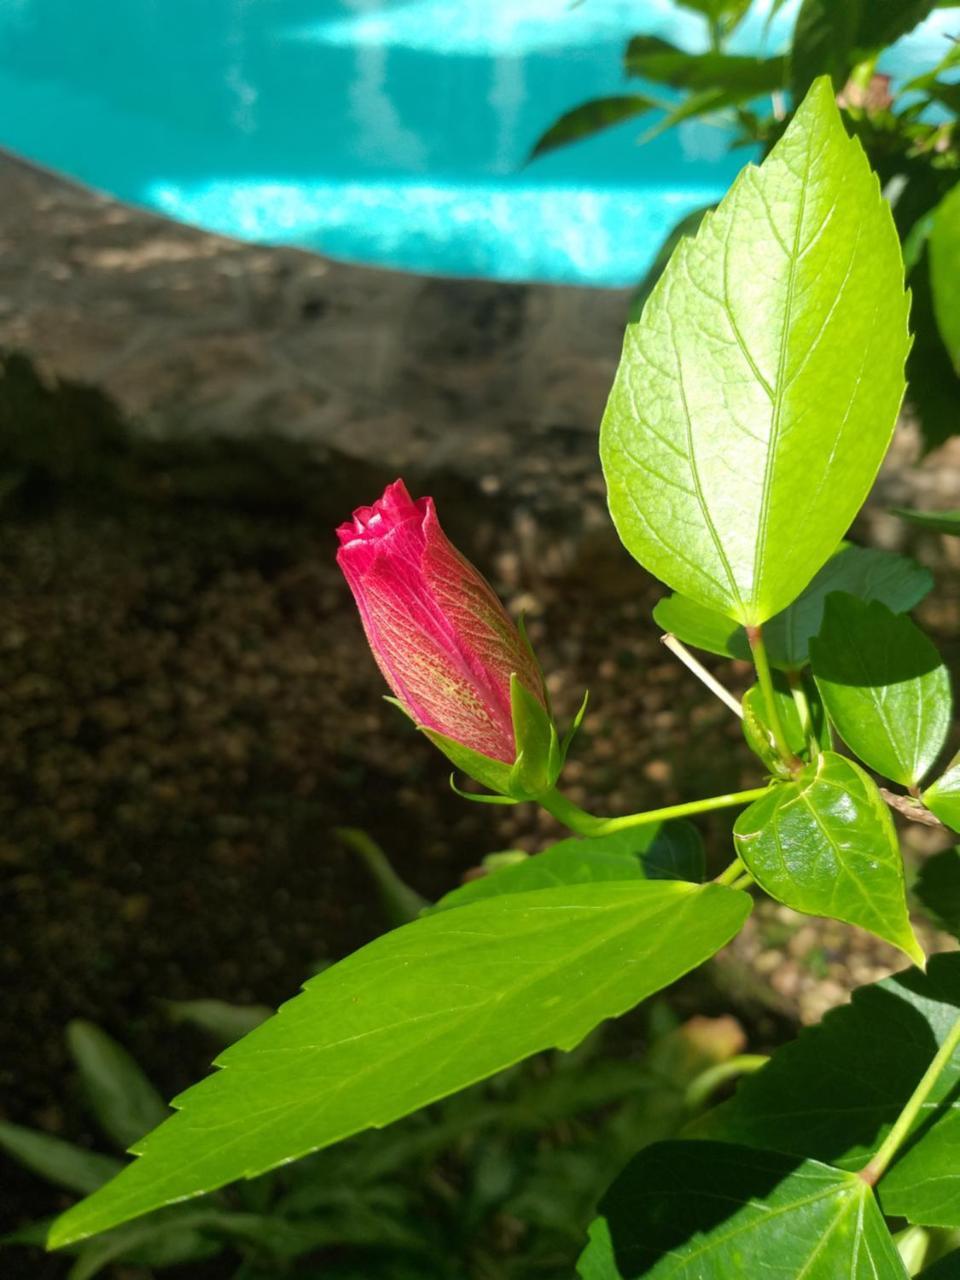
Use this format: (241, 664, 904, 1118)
(624, 37, 785, 96)
(602, 79, 909, 626)
(919, 1248, 960, 1278)
(810, 595, 951, 787)
(577, 1141, 906, 1278)
(0, 1121, 122, 1195)
(67, 1211, 224, 1280)
(930, 183, 960, 370)
(791, 0, 947, 99)
(161, 999, 273, 1047)
(50, 881, 751, 1247)
(905, 244, 960, 452)
(654, 545, 932, 669)
(693, 953, 960, 1226)
(734, 751, 923, 962)
(528, 96, 656, 160)
(893, 508, 960, 535)
(66, 1021, 168, 1151)
(915, 847, 960, 938)
(925, 759, 960, 832)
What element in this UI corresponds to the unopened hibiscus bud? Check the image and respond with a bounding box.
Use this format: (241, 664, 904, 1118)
(336, 480, 581, 800)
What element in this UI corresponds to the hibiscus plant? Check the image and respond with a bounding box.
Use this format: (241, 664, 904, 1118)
(43, 78, 960, 1276)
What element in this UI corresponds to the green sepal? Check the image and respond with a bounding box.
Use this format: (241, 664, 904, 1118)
(447, 774, 519, 806)
(560, 689, 589, 762)
(508, 672, 560, 799)
(924, 754, 960, 833)
(420, 728, 517, 796)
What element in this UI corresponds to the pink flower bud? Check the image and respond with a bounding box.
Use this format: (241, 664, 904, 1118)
(336, 480, 547, 764)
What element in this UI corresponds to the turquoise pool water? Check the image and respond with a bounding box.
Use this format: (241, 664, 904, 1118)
(0, 2, 952, 285)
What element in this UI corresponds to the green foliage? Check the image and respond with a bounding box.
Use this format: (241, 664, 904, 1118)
(930, 182, 960, 371)
(602, 81, 909, 626)
(431, 824, 705, 914)
(741, 669, 828, 769)
(915, 848, 960, 938)
(733, 752, 922, 963)
(578, 1142, 906, 1278)
(925, 758, 960, 831)
(49, 882, 749, 1246)
(810, 595, 951, 787)
(528, 96, 656, 159)
(0, 1122, 122, 1196)
(694, 954, 960, 1227)
(894, 507, 960, 535)
(65, 1020, 169, 1150)
(654, 544, 932, 668)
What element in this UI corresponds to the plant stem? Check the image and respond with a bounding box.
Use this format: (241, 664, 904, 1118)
(714, 858, 747, 886)
(661, 634, 743, 719)
(540, 786, 771, 839)
(859, 1012, 960, 1186)
(745, 624, 802, 772)
(685, 1054, 769, 1111)
(786, 670, 813, 741)
(730, 869, 755, 892)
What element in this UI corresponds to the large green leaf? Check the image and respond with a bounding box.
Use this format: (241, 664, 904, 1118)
(0, 1121, 122, 1195)
(49, 880, 750, 1247)
(925, 758, 960, 832)
(66, 1021, 168, 1151)
(692, 953, 960, 1227)
(733, 751, 922, 963)
(528, 96, 656, 160)
(930, 183, 960, 370)
(653, 544, 932, 669)
(791, 0, 949, 98)
(624, 37, 785, 96)
(431, 824, 705, 914)
(810, 595, 951, 788)
(601, 79, 908, 626)
(577, 1141, 906, 1278)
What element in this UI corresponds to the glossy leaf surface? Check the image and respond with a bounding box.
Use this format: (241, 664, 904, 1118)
(654, 544, 931, 668)
(50, 880, 750, 1247)
(810, 596, 951, 788)
(577, 1141, 905, 1278)
(601, 79, 909, 626)
(734, 752, 922, 963)
(694, 954, 960, 1227)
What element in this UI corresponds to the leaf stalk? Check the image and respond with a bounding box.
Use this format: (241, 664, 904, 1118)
(539, 786, 771, 839)
(745, 624, 802, 773)
(858, 1012, 960, 1187)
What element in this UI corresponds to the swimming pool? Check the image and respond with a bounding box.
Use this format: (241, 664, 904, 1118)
(0, 2, 951, 285)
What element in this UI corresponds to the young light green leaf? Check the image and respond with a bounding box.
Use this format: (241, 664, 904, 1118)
(430, 823, 705, 913)
(810, 596, 951, 788)
(601, 78, 909, 627)
(924, 758, 960, 832)
(654, 545, 932, 668)
(893, 508, 960, 536)
(915, 848, 960, 939)
(0, 1121, 122, 1196)
(690, 953, 960, 1228)
(49, 880, 750, 1248)
(930, 182, 960, 371)
(66, 1021, 168, 1151)
(577, 1141, 906, 1279)
(734, 752, 923, 964)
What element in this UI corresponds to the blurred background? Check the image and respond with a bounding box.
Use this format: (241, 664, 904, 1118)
(2, 1, 960, 1276)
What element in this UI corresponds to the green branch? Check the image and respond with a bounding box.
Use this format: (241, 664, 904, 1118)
(540, 786, 771, 839)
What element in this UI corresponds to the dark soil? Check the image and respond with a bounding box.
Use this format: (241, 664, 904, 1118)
(2, 353, 958, 1274)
